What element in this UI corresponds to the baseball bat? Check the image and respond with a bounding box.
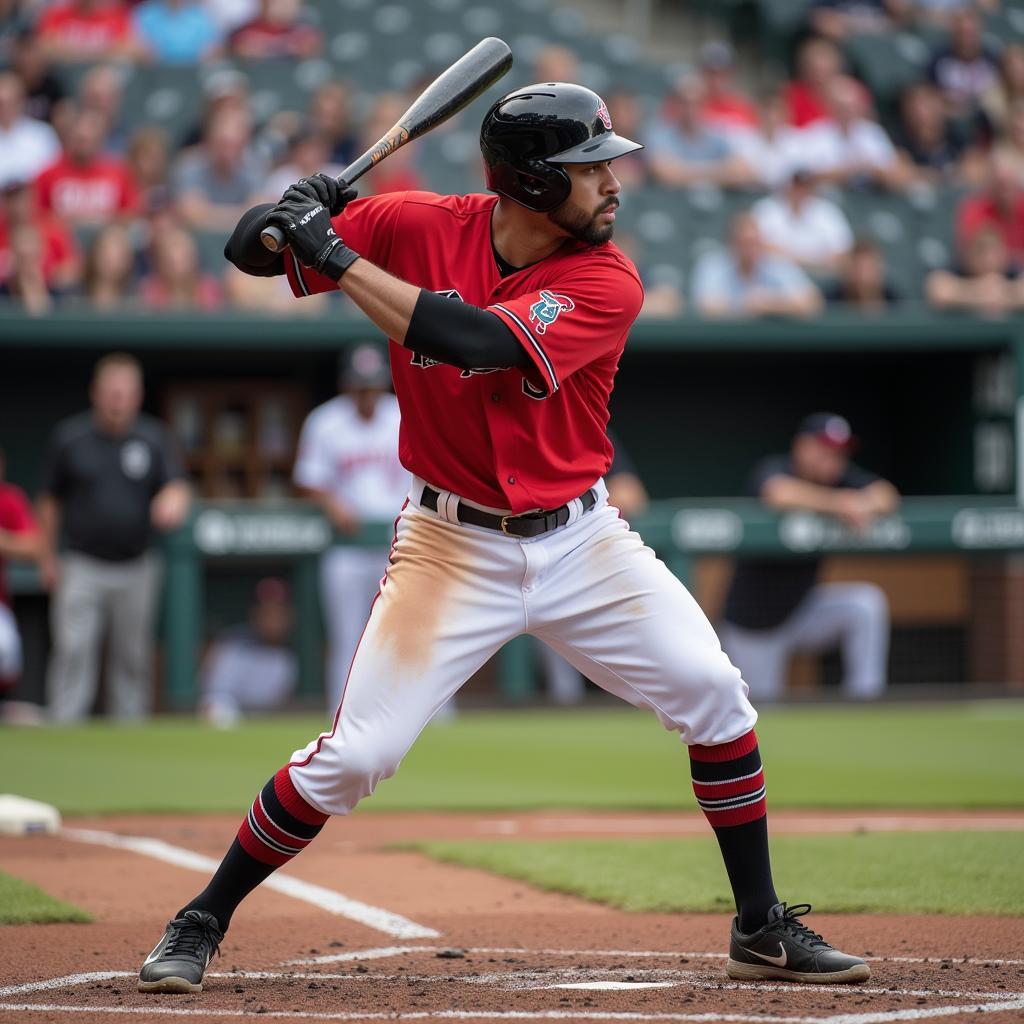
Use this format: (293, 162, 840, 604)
(260, 36, 513, 252)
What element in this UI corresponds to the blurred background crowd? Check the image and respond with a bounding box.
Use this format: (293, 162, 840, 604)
(3, 0, 1024, 317)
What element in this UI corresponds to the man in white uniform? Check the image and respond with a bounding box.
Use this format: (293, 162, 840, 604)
(293, 343, 409, 709)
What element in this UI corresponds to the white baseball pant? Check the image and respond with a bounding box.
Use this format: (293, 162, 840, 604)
(0, 603, 23, 683)
(288, 478, 757, 816)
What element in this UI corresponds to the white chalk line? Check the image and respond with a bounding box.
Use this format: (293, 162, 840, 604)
(2, 968, 1020, 1003)
(60, 827, 439, 940)
(3, 1003, 1024, 1023)
(285, 946, 1024, 968)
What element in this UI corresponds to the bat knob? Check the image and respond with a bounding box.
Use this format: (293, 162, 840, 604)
(261, 225, 286, 252)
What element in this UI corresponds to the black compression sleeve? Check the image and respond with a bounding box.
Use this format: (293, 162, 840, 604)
(405, 289, 533, 371)
(224, 203, 286, 277)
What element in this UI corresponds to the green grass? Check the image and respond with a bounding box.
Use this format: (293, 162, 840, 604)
(0, 870, 92, 924)
(0, 702, 1021, 814)
(413, 832, 1024, 916)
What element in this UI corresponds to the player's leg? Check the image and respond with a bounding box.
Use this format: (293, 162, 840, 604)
(140, 502, 524, 993)
(106, 553, 162, 720)
(785, 582, 889, 700)
(0, 602, 23, 690)
(46, 554, 107, 723)
(532, 502, 868, 983)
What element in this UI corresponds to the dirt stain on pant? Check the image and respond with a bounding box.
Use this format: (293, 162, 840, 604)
(371, 513, 472, 672)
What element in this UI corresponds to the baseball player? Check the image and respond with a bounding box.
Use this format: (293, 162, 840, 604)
(293, 343, 410, 710)
(139, 83, 869, 993)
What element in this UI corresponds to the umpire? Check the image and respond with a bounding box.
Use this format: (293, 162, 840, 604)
(37, 353, 190, 722)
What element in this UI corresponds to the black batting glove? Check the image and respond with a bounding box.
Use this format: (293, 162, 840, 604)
(283, 174, 357, 217)
(264, 193, 360, 282)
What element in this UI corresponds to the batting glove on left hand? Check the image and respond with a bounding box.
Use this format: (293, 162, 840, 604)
(265, 190, 360, 281)
(284, 173, 358, 217)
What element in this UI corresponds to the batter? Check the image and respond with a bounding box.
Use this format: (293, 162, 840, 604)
(139, 83, 870, 994)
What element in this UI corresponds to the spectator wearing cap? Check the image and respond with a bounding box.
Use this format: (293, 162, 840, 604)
(647, 74, 752, 190)
(293, 343, 409, 710)
(800, 75, 904, 190)
(133, 0, 223, 64)
(929, 7, 1000, 119)
(698, 40, 758, 134)
(228, 0, 323, 60)
(751, 169, 854, 277)
(36, 0, 144, 64)
(718, 414, 899, 702)
(956, 149, 1024, 264)
(0, 72, 60, 189)
(825, 238, 900, 311)
(34, 109, 139, 226)
(199, 577, 297, 728)
(691, 211, 823, 319)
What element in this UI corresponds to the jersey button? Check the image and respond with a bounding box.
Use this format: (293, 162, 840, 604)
(507, 475, 516, 485)
(491, 392, 500, 402)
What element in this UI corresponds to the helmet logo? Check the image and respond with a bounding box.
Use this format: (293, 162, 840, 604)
(529, 290, 575, 334)
(596, 100, 612, 131)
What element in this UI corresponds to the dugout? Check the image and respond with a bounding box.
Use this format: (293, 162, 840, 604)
(3, 309, 1024, 705)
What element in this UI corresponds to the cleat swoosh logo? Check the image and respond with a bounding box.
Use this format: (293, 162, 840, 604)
(749, 944, 787, 967)
(143, 941, 165, 967)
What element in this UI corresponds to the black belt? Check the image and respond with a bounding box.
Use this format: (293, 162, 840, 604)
(420, 485, 597, 538)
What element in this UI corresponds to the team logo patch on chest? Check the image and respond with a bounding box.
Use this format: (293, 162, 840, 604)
(528, 290, 574, 334)
(120, 440, 151, 480)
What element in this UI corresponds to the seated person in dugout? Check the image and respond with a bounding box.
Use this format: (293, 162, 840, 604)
(718, 413, 900, 702)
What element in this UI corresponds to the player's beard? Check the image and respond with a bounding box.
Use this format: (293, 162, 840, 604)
(548, 197, 618, 246)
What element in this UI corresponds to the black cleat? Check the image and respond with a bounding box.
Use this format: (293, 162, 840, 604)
(138, 910, 223, 993)
(727, 902, 870, 984)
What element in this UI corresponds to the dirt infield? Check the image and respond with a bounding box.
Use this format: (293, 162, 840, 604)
(1, 811, 1023, 1023)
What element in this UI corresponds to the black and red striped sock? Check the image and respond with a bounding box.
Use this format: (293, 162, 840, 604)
(178, 767, 328, 931)
(689, 729, 778, 933)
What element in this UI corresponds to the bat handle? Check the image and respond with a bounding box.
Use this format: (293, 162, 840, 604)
(260, 224, 286, 253)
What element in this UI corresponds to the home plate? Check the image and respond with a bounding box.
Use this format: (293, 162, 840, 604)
(549, 981, 678, 990)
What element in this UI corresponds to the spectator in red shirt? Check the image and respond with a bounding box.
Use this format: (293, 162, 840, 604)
(699, 40, 758, 133)
(139, 225, 223, 311)
(0, 181, 80, 294)
(0, 446, 43, 693)
(957, 150, 1024, 264)
(34, 109, 139, 225)
(783, 35, 869, 128)
(228, 0, 322, 60)
(36, 0, 143, 64)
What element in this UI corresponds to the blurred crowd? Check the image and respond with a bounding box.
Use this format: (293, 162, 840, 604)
(1, 0, 1024, 318)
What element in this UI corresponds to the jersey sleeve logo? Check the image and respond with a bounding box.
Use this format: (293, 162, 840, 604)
(528, 291, 574, 335)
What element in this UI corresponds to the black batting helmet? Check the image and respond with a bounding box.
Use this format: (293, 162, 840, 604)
(480, 83, 643, 213)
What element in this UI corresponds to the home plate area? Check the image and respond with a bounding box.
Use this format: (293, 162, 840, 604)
(3, 947, 1024, 1023)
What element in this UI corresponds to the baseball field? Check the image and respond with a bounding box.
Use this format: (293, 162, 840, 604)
(1, 699, 1022, 1023)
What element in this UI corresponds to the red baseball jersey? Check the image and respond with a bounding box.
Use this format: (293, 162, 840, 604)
(285, 191, 644, 513)
(35, 155, 139, 224)
(37, 3, 134, 54)
(0, 482, 38, 609)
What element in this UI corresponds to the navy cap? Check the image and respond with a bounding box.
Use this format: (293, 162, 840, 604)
(797, 412, 857, 451)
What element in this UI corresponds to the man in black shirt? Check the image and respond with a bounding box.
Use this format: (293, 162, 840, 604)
(38, 353, 190, 721)
(719, 413, 899, 701)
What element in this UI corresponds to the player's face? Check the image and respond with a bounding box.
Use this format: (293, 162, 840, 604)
(794, 435, 848, 485)
(548, 161, 621, 246)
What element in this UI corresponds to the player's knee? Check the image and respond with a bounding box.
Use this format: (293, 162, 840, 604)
(848, 583, 889, 628)
(307, 734, 405, 814)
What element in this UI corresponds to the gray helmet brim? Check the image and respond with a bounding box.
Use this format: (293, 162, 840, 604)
(546, 131, 644, 164)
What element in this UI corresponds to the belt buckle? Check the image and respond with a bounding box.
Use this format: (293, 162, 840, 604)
(500, 515, 514, 534)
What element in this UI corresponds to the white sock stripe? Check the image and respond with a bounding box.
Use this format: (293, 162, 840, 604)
(692, 767, 763, 788)
(257, 793, 311, 844)
(247, 809, 304, 857)
(697, 787, 767, 811)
